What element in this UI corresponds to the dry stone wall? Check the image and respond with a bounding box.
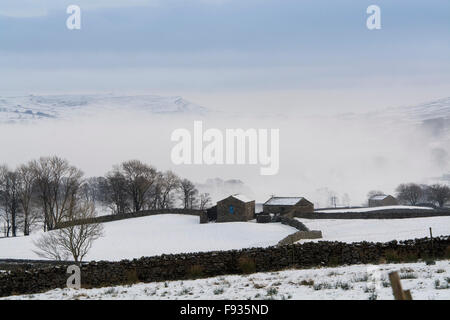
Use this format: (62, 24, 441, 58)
(1, 236, 448, 297)
(56, 209, 204, 229)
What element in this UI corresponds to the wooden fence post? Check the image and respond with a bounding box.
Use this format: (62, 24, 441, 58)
(430, 227, 434, 259)
(389, 271, 413, 300)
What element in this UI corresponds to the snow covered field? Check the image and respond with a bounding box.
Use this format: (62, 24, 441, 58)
(315, 205, 434, 213)
(0, 214, 296, 261)
(3, 260, 449, 300)
(296, 216, 450, 243)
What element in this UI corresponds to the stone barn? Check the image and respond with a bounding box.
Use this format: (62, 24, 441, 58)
(216, 194, 255, 223)
(368, 195, 398, 207)
(263, 196, 314, 216)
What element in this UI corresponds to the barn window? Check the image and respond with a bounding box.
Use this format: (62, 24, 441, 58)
(229, 205, 234, 214)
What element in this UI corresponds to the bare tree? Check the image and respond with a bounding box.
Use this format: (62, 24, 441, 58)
(427, 184, 450, 208)
(179, 179, 198, 209)
(158, 171, 180, 209)
(17, 164, 36, 235)
(79, 177, 103, 204)
(30, 156, 83, 231)
(199, 193, 212, 210)
(396, 183, 423, 205)
(328, 194, 338, 208)
(33, 201, 103, 263)
(120, 160, 157, 212)
(0, 166, 20, 237)
(33, 231, 69, 261)
(341, 193, 351, 207)
(102, 171, 129, 214)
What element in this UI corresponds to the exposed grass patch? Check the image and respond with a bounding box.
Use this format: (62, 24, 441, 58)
(238, 256, 256, 274)
(213, 288, 225, 295)
(444, 246, 450, 259)
(353, 274, 369, 282)
(313, 282, 334, 290)
(384, 250, 419, 263)
(299, 279, 314, 286)
(266, 287, 278, 296)
(400, 272, 418, 280)
(187, 265, 204, 280)
(124, 269, 139, 285)
(253, 283, 266, 289)
(328, 256, 340, 267)
(336, 281, 351, 290)
(434, 279, 450, 290)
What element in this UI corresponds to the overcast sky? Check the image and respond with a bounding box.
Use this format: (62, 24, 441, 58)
(0, 1, 450, 205)
(0, 0, 449, 113)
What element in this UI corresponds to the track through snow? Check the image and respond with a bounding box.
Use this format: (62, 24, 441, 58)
(0, 214, 296, 261)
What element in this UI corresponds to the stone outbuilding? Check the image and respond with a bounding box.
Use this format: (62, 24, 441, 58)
(368, 195, 398, 207)
(263, 196, 314, 216)
(216, 194, 255, 223)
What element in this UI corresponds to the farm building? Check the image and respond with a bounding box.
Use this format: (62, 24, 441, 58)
(263, 196, 314, 216)
(216, 194, 255, 223)
(368, 195, 398, 207)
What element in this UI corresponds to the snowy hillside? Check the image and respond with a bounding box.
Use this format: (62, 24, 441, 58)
(316, 205, 434, 213)
(0, 214, 296, 261)
(0, 94, 207, 123)
(392, 97, 450, 122)
(4, 260, 449, 300)
(295, 216, 450, 243)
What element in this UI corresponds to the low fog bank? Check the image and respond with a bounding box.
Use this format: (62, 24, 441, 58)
(0, 105, 448, 207)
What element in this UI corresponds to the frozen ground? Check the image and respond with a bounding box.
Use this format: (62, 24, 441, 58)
(297, 216, 450, 243)
(3, 260, 449, 300)
(0, 214, 296, 261)
(315, 205, 434, 213)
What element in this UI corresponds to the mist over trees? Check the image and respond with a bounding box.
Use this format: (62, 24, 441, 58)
(394, 182, 450, 207)
(0, 156, 202, 238)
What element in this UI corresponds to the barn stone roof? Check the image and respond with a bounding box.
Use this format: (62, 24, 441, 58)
(230, 194, 253, 203)
(370, 195, 390, 201)
(264, 197, 304, 206)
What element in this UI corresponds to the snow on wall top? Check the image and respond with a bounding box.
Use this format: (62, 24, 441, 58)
(265, 197, 303, 206)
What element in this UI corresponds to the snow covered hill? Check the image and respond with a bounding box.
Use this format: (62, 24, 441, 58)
(295, 216, 450, 243)
(0, 94, 207, 123)
(315, 205, 434, 213)
(0, 214, 296, 261)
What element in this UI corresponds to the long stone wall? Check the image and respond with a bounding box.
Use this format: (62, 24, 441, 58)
(277, 231, 323, 246)
(1, 236, 449, 297)
(297, 209, 450, 219)
(55, 209, 204, 229)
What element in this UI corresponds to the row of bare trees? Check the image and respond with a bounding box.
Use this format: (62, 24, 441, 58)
(0, 156, 210, 238)
(0, 157, 85, 237)
(368, 183, 450, 207)
(395, 183, 450, 207)
(94, 160, 210, 214)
